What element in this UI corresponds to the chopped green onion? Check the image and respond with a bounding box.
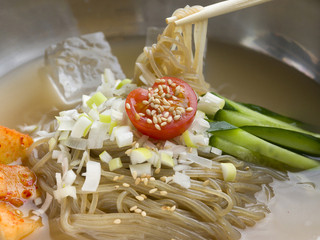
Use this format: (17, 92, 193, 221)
(99, 114, 111, 123)
(71, 115, 93, 138)
(182, 130, 197, 148)
(109, 157, 123, 171)
(159, 150, 174, 167)
(130, 148, 153, 165)
(86, 92, 107, 109)
(221, 162, 237, 182)
(116, 79, 132, 89)
(48, 137, 57, 152)
(99, 151, 112, 163)
(109, 121, 118, 134)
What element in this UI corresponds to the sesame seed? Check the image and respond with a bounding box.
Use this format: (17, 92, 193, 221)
(154, 88, 159, 93)
(113, 176, 119, 181)
(148, 93, 151, 98)
(143, 178, 148, 185)
(161, 78, 166, 83)
(155, 124, 161, 130)
(174, 115, 181, 121)
(163, 112, 169, 118)
(169, 107, 174, 112)
(146, 109, 151, 115)
(114, 185, 120, 189)
(123, 183, 130, 187)
(130, 205, 138, 211)
(134, 208, 142, 213)
(153, 116, 158, 124)
(148, 88, 152, 91)
(149, 177, 156, 181)
(141, 194, 147, 199)
(142, 100, 149, 105)
(170, 205, 176, 211)
(114, 219, 121, 224)
(154, 99, 160, 104)
(141, 211, 147, 217)
(157, 116, 162, 123)
(135, 195, 145, 201)
(132, 171, 138, 180)
(161, 117, 167, 122)
(167, 116, 173, 123)
(176, 110, 182, 115)
(154, 104, 159, 109)
(160, 176, 167, 182)
(125, 149, 132, 155)
(160, 93, 166, 98)
(172, 96, 178, 100)
(151, 110, 156, 115)
(165, 94, 172, 98)
(171, 83, 176, 87)
(166, 86, 170, 92)
(176, 107, 184, 112)
(149, 188, 158, 194)
(168, 100, 174, 104)
(158, 85, 163, 91)
(125, 103, 131, 109)
(186, 107, 193, 112)
(155, 79, 161, 83)
(139, 113, 145, 116)
(162, 98, 170, 106)
(168, 79, 172, 85)
(135, 177, 141, 185)
(159, 106, 164, 112)
(119, 175, 125, 180)
(135, 142, 140, 148)
(160, 191, 168, 196)
(161, 122, 167, 127)
(135, 113, 141, 120)
(147, 119, 152, 124)
(154, 168, 161, 174)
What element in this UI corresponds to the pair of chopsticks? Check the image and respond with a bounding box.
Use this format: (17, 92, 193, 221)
(166, 0, 272, 25)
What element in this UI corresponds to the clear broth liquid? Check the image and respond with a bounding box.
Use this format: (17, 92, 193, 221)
(1, 37, 320, 240)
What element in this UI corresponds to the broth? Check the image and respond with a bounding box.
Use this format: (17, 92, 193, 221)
(1, 37, 320, 240)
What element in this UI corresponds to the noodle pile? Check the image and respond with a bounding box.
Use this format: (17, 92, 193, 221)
(26, 5, 288, 240)
(28, 130, 286, 240)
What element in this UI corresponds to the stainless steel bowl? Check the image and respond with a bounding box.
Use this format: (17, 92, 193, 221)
(1, 0, 319, 82)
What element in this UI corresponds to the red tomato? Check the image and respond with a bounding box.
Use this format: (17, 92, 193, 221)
(125, 77, 197, 140)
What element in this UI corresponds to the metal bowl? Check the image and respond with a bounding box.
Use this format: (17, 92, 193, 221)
(1, 0, 319, 81)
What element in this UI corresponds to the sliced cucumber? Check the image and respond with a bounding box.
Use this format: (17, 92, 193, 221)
(208, 123, 320, 170)
(212, 93, 320, 138)
(241, 126, 320, 156)
(240, 103, 307, 127)
(209, 135, 293, 170)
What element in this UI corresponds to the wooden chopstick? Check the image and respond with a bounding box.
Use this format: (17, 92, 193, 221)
(167, 0, 272, 26)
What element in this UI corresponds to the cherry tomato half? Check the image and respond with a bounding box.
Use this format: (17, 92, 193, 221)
(125, 77, 197, 140)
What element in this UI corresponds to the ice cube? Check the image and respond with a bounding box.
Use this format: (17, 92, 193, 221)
(45, 32, 125, 104)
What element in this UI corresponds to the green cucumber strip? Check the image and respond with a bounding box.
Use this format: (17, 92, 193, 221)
(208, 123, 320, 170)
(240, 103, 306, 127)
(209, 136, 292, 170)
(212, 92, 320, 138)
(241, 126, 320, 156)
